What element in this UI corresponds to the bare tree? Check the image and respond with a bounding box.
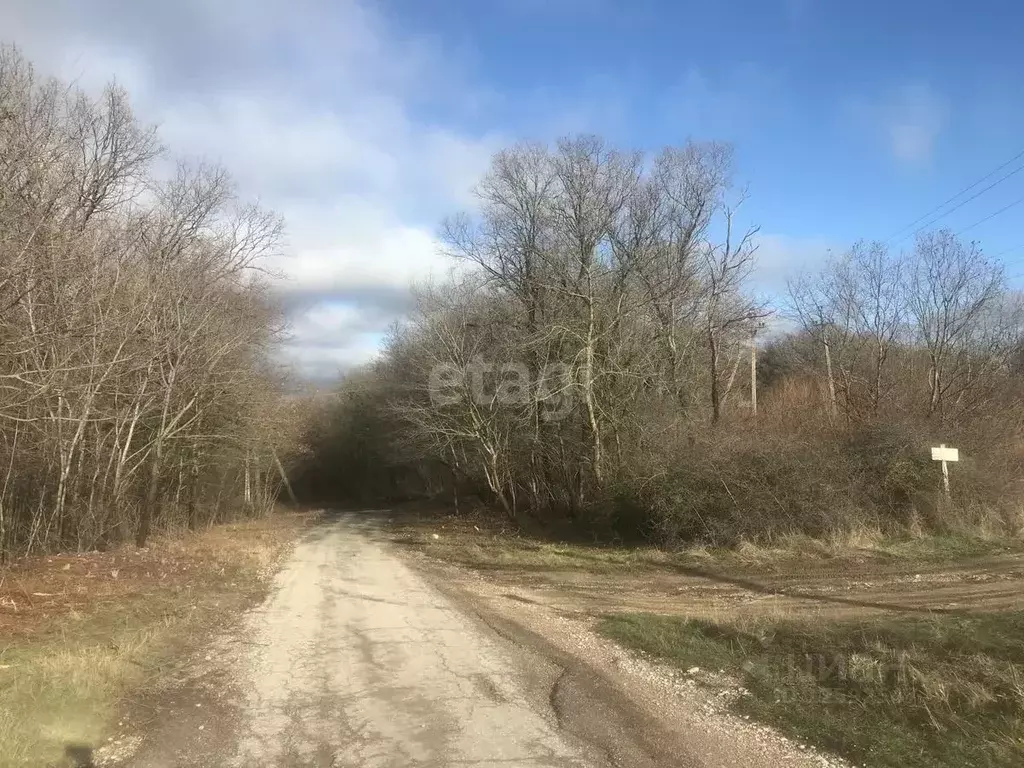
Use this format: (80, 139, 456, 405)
(702, 201, 764, 423)
(0, 46, 293, 558)
(844, 241, 905, 415)
(788, 241, 906, 420)
(787, 251, 854, 420)
(908, 230, 1005, 419)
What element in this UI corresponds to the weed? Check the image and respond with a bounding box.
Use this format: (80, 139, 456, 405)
(0, 513, 308, 767)
(599, 611, 1024, 768)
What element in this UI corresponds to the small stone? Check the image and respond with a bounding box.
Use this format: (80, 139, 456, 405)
(687, 666, 700, 675)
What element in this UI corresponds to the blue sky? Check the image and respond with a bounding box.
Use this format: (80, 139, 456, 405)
(3, 0, 1024, 379)
(382, 0, 1024, 264)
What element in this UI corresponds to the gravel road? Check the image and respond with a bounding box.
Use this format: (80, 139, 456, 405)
(112, 514, 849, 768)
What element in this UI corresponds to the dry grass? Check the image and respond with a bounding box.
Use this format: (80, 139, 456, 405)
(0, 512, 313, 768)
(389, 513, 1023, 577)
(599, 610, 1024, 767)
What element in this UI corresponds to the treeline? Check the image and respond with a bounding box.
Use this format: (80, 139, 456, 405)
(0, 48, 297, 558)
(296, 139, 1024, 545)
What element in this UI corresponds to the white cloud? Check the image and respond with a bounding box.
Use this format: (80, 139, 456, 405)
(885, 84, 947, 164)
(0, 0, 498, 376)
(846, 82, 948, 165)
(280, 303, 386, 382)
(753, 233, 839, 297)
(275, 203, 445, 292)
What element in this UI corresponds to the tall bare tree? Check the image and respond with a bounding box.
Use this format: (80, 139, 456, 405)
(0, 46, 294, 558)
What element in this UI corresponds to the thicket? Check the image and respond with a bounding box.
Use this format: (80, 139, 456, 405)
(294, 137, 1024, 545)
(0, 48, 298, 558)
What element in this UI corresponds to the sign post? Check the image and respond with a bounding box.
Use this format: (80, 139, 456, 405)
(930, 444, 959, 497)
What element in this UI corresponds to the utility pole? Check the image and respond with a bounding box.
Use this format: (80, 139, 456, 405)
(749, 335, 758, 417)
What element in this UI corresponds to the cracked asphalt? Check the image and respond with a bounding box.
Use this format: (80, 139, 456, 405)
(227, 516, 598, 767)
(122, 515, 613, 767)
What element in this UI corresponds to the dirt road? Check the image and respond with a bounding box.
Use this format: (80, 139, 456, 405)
(112, 515, 846, 768)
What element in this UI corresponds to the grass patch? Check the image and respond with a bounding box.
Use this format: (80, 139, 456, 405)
(396, 514, 1022, 577)
(0, 513, 309, 767)
(418, 537, 671, 574)
(682, 530, 1022, 573)
(598, 611, 1024, 768)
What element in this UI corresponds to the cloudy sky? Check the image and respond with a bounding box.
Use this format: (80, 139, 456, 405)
(4, 0, 1024, 382)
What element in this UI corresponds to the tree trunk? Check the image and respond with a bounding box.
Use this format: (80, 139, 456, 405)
(186, 455, 199, 530)
(244, 451, 253, 510)
(928, 357, 941, 416)
(873, 342, 884, 415)
(136, 438, 162, 547)
(823, 336, 838, 420)
(582, 294, 603, 483)
(720, 346, 744, 411)
(709, 331, 722, 423)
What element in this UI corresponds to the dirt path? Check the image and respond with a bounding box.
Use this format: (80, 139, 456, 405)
(414, 548, 1024, 623)
(110, 514, 848, 768)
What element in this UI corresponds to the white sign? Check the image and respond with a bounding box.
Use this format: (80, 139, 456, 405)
(931, 444, 958, 497)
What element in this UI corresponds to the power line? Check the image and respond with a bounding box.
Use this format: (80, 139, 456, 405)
(956, 195, 1024, 238)
(890, 162, 1024, 246)
(885, 147, 1024, 244)
(992, 242, 1024, 260)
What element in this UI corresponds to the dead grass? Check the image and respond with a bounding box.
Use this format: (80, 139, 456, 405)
(0, 512, 312, 768)
(389, 513, 1024, 577)
(599, 610, 1024, 768)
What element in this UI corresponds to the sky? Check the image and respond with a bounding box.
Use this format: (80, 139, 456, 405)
(3, 0, 1024, 382)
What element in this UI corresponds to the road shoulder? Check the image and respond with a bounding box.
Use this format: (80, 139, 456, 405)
(405, 547, 852, 768)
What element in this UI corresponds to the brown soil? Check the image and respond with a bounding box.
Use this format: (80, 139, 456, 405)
(490, 556, 1024, 621)
(386, 513, 1024, 623)
(0, 515, 311, 639)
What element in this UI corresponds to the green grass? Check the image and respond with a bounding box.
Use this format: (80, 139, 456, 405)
(0, 577, 269, 768)
(416, 537, 671, 573)
(598, 611, 1024, 768)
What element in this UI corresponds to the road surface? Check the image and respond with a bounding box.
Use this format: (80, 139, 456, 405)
(227, 519, 596, 767)
(118, 515, 846, 768)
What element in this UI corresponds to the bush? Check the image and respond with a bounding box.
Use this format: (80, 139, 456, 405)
(613, 428, 853, 545)
(610, 419, 1022, 547)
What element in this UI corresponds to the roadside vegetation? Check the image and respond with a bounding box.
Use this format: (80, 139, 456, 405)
(0, 46, 302, 561)
(599, 611, 1024, 768)
(390, 512, 1023, 576)
(0, 45, 311, 767)
(0, 513, 309, 768)
(295, 135, 1024, 552)
(391, 510, 1024, 765)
